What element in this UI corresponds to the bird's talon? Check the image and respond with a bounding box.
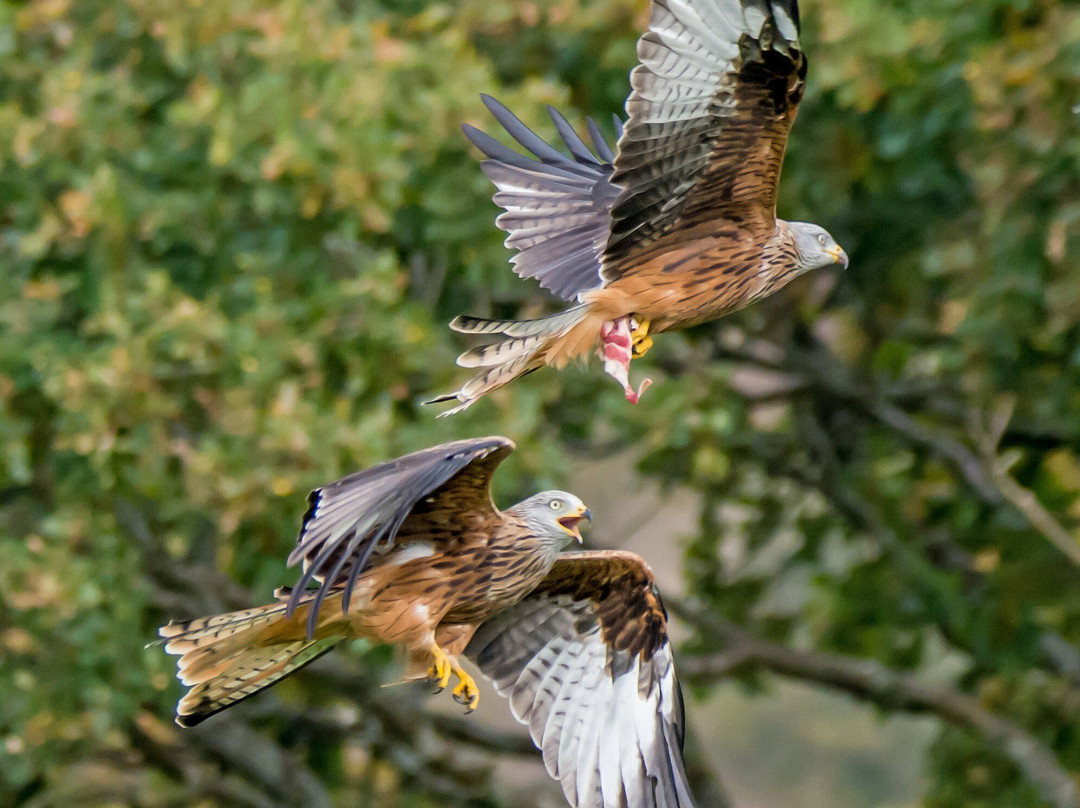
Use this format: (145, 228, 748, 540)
(631, 334, 653, 358)
(629, 317, 652, 357)
(452, 672, 480, 712)
(426, 646, 453, 692)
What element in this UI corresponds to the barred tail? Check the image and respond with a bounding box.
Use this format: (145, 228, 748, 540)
(428, 306, 596, 416)
(448, 308, 587, 338)
(158, 602, 342, 727)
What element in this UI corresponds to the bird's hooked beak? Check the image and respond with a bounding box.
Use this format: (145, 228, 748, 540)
(558, 505, 591, 543)
(828, 245, 849, 269)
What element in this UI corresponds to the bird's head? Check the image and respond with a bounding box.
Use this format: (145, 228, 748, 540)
(516, 490, 591, 547)
(790, 222, 848, 273)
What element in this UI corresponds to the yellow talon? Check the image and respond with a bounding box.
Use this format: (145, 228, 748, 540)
(426, 645, 453, 692)
(631, 334, 653, 358)
(451, 667, 480, 713)
(630, 317, 653, 358)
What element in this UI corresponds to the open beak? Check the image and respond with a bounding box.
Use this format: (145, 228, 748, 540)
(558, 506, 591, 543)
(828, 245, 849, 269)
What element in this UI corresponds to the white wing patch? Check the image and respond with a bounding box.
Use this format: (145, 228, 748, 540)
(386, 541, 437, 566)
(467, 592, 694, 807)
(772, 4, 799, 41)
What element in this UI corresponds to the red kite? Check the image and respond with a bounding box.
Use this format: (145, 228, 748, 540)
(432, 0, 846, 414)
(159, 437, 694, 807)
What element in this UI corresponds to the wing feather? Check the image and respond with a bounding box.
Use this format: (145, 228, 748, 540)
(549, 106, 605, 166)
(603, 0, 806, 275)
(285, 436, 514, 635)
(466, 551, 694, 808)
(464, 95, 623, 301)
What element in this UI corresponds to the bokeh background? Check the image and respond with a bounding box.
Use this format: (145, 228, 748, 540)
(3, 0, 1080, 806)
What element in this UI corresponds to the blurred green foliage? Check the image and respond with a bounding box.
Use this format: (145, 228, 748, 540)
(2, 0, 1079, 806)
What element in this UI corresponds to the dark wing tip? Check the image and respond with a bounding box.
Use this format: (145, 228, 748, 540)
(293, 487, 323, 550)
(176, 713, 206, 728)
(546, 104, 603, 166)
(421, 392, 458, 405)
(611, 113, 624, 140)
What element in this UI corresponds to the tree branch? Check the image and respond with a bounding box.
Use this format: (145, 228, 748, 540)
(671, 606, 1080, 808)
(129, 710, 323, 808)
(715, 330, 1080, 565)
(868, 399, 1003, 503)
(991, 469, 1080, 566)
(713, 331, 1004, 503)
(707, 331, 1080, 679)
(777, 405, 1080, 695)
(426, 712, 540, 758)
(969, 396, 1080, 567)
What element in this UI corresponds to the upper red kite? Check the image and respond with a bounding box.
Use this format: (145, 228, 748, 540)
(432, 0, 847, 414)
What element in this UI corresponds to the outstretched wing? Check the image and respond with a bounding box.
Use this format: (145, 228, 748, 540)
(465, 95, 623, 302)
(466, 551, 695, 808)
(287, 436, 514, 634)
(603, 0, 806, 273)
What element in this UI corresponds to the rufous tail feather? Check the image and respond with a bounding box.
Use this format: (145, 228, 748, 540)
(158, 602, 342, 727)
(429, 305, 603, 415)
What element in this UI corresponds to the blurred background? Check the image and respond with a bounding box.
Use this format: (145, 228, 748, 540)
(2, 0, 1080, 806)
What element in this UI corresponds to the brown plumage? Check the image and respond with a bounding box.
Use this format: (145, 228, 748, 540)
(431, 0, 848, 414)
(157, 437, 695, 808)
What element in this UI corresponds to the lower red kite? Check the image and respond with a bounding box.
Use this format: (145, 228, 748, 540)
(158, 437, 694, 808)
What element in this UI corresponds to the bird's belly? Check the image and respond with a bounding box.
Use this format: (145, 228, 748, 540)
(619, 268, 765, 328)
(600, 240, 776, 329)
(440, 575, 539, 625)
(344, 547, 551, 640)
(441, 555, 552, 625)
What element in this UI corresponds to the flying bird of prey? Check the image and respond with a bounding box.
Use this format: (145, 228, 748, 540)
(158, 437, 695, 808)
(431, 0, 847, 414)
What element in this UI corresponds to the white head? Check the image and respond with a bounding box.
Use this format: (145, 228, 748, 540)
(513, 490, 591, 548)
(788, 222, 848, 273)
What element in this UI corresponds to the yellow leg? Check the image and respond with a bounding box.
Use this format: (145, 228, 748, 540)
(630, 317, 653, 358)
(426, 644, 453, 692)
(450, 664, 480, 713)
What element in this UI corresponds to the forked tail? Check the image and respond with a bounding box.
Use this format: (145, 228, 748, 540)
(158, 599, 342, 727)
(427, 306, 597, 415)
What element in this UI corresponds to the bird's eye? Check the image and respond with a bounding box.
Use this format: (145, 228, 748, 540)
(817, 233, 827, 245)
(549, 499, 563, 510)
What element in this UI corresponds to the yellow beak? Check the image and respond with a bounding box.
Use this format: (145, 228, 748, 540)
(828, 245, 849, 269)
(557, 505, 592, 543)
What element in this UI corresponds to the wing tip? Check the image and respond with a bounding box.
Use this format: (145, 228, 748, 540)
(175, 711, 209, 729)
